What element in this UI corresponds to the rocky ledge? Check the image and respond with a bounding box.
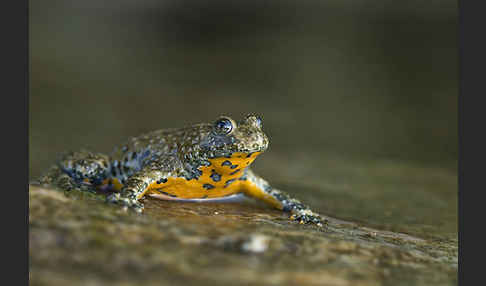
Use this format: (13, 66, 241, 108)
(29, 185, 457, 286)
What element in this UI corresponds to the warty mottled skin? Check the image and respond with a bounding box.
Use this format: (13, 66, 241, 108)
(38, 114, 324, 226)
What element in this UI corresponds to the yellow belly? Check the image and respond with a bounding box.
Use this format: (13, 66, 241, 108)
(147, 177, 243, 199)
(145, 152, 260, 199)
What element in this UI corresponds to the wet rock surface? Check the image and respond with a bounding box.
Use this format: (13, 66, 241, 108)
(29, 184, 457, 286)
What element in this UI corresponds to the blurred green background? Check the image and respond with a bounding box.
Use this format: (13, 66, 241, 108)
(29, 0, 457, 238)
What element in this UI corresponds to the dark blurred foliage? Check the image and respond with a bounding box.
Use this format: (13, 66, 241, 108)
(30, 0, 457, 178)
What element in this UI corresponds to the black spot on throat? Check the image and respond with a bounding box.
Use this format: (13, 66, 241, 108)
(210, 172, 221, 182)
(222, 160, 232, 167)
(203, 184, 215, 190)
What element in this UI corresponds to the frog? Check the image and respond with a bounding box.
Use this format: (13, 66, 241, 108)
(37, 114, 324, 226)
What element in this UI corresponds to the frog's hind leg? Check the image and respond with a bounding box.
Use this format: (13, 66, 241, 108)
(36, 164, 79, 191)
(38, 150, 112, 193)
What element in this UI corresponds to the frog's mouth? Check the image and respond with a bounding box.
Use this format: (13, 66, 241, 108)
(209, 148, 265, 159)
(235, 137, 269, 154)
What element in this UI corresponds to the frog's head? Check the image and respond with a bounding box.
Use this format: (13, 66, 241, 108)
(199, 114, 269, 159)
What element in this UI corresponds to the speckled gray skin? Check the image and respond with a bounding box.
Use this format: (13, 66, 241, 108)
(38, 114, 324, 226)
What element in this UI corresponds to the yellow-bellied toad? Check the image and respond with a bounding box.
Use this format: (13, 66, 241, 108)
(38, 115, 323, 226)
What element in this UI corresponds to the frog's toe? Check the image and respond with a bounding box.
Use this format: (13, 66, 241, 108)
(106, 193, 144, 213)
(106, 193, 121, 204)
(290, 211, 326, 227)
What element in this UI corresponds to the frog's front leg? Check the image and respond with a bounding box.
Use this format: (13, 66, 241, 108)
(240, 169, 325, 226)
(106, 158, 178, 212)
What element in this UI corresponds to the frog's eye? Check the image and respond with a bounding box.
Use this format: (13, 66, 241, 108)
(214, 118, 233, 135)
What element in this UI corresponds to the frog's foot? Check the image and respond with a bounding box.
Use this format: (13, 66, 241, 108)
(290, 209, 326, 227)
(106, 193, 144, 213)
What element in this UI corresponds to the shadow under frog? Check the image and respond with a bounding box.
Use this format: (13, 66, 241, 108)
(38, 114, 323, 226)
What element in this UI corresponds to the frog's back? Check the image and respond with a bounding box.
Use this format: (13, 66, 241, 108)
(107, 124, 211, 181)
(112, 124, 207, 158)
